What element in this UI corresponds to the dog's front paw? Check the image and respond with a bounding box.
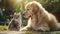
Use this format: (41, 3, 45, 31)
(20, 26, 29, 31)
(20, 28, 28, 31)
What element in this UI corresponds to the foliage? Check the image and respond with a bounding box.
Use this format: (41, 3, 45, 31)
(36, 0, 60, 12)
(13, 0, 60, 13)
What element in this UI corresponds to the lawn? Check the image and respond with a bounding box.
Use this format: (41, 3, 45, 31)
(0, 25, 60, 34)
(0, 25, 8, 31)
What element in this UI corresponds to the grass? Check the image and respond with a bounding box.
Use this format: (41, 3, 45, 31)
(0, 25, 60, 34)
(0, 25, 8, 31)
(0, 26, 60, 34)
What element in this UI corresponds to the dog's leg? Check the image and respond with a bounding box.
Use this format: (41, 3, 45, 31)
(20, 18, 32, 31)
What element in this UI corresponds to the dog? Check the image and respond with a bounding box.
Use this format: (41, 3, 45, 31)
(20, 1, 60, 31)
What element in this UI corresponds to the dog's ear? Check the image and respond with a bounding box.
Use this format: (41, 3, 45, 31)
(31, 3, 39, 14)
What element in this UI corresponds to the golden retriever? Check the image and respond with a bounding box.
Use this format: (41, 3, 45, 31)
(20, 1, 60, 31)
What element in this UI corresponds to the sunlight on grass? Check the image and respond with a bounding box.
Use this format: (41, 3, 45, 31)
(0, 25, 8, 31)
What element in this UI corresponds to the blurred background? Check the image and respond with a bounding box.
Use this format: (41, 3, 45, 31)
(0, 0, 60, 30)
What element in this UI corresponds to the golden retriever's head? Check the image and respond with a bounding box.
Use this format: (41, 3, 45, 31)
(23, 1, 43, 18)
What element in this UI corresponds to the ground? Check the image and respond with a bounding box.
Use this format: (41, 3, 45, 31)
(0, 25, 8, 31)
(0, 25, 60, 34)
(0, 31, 60, 34)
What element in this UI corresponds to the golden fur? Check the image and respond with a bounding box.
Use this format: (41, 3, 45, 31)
(20, 1, 60, 31)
